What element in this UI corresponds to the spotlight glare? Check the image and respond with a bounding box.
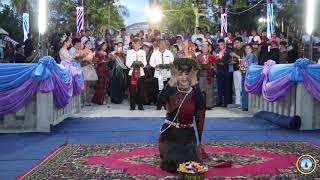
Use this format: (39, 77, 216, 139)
(306, 0, 315, 35)
(38, 0, 47, 34)
(147, 7, 163, 23)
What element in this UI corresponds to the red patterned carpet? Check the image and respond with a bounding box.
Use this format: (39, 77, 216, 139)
(18, 142, 319, 179)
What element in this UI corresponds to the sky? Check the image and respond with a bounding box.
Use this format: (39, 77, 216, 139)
(1, 0, 149, 26)
(1, 0, 9, 5)
(119, 0, 149, 26)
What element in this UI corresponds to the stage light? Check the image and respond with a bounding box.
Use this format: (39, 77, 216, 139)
(306, 0, 315, 35)
(38, 0, 47, 34)
(258, 17, 265, 23)
(147, 7, 163, 23)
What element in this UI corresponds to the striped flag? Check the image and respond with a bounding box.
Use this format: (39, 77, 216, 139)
(221, 13, 227, 37)
(76, 6, 84, 33)
(23, 13, 29, 41)
(266, 1, 274, 39)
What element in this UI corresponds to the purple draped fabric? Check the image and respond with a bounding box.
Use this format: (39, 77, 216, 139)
(60, 60, 78, 77)
(245, 60, 276, 94)
(39, 78, 54, 93)
(302, 70, 320, 102)
(246, 59, 294, 102)
(72, 78, 83, 96)
(262, 76, 294, 102)
(61, 60, 84, 96)
(244, 75, 264, 94)
(52, 71, 73, 108)
(245, 58, 320, 103)
(0, 79, 39, 114)
(0, 57, 84, 115)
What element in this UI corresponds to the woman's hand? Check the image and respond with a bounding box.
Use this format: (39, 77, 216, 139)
(107, 53, 114, 60)
(168, 76, 177, 87)
(190, 68, 198, 86)
(168, 65, 178, 87)
(218, 52, 224, 59)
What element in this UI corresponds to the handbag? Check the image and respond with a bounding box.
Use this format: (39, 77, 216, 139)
(84, 65, 98, 81)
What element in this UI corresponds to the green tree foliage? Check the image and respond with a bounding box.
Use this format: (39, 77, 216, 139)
(276, 0, 320, 35)
(226, 0, 265, 32)
(0, 4, 23, 42)
(10, 0, 28, 14)
(9, 0, 129, 36)
(84, 0, 129, 34)
(158, 0, 216, 33)
(48, 0, 77, 33)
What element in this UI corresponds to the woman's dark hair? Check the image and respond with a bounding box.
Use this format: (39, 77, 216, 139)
(66, 31, 71, 37)
(72, 38, 81, 46)
(129, 42, 133, 49)
(105, 32, 111, 38)
(245, 44, 254, 52)
(208, 42, 214, 54)
(99, 42, 106, 51)
(132, 37, 140, 44)
(234, 37, 243, 43)
(62, 37, 70, 44)
(173, 44, 179, 51)
(280, 41, 287, 46)
(193, 43, 201, 53)
(84, 40, 91, 49)
(61, 37, 70, 49)
(217, 39, 225, 43)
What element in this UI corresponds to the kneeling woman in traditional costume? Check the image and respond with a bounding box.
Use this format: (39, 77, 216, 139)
(158, 58, 206, 173)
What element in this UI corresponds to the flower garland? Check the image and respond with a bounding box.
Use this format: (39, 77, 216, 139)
(158, 64, 171, 69)
(239, 59, 247, 73)
(177, 161, 208, 174)
(173, 58, 200, 70)
(131, 61, 144, 68)
(200, 64, 212, 70)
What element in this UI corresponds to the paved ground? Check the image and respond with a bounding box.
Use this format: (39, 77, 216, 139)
(75, 100, 251, 118)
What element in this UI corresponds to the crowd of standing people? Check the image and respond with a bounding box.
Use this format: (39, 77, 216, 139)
(4, 27, 317, 111)
(47, 27, 314, 111)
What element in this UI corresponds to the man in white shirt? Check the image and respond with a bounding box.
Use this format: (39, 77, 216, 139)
(248, 30, 261, 49)
(149, 39, 174, 110)
(116, 28, 130, 51)
(191, 27, 205, 43)
(126, 38, 147, 110)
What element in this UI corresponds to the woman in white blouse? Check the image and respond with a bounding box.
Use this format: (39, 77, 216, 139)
(59, 37, 74, 61)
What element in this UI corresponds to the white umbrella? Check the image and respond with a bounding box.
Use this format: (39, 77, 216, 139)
(0, 27, 9, 35)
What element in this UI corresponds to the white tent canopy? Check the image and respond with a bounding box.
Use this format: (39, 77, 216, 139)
(0, 27, 18, 45)
(0, 27, 9, 35)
